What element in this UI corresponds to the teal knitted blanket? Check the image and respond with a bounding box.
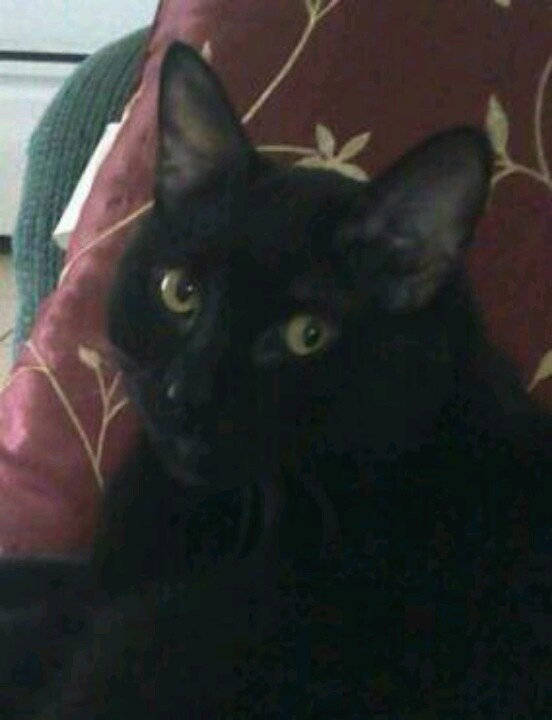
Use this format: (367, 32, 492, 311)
(12, 28, 148, 352)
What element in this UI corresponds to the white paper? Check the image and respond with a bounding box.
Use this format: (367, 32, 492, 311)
(52, 121, 122, 250)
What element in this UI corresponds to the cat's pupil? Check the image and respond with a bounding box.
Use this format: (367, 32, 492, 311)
(303, 321, 322, 348)
(177, 278, 195, 302)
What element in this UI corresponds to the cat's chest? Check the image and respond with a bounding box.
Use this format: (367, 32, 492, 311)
(97, 477, 528, 717)
(149, 534, 476, 717)
(168, 482, 478, 650)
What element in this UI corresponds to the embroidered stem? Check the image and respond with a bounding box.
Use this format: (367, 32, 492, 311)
(535, 54, 552, 181)
(59, 200, 153, 286)
(242, 0, 346, 125)
(493, 161, 552, 191)
(0, 365, 43, 396)
(27, 341, 103, 490)
(258, 144, 317, 157)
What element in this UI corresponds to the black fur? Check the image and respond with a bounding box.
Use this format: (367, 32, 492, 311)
(1, 43, 550, 718)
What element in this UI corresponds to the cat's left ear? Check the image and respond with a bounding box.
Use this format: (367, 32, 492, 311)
(340, 128, 492, 312)
(156, 42, 252, 200)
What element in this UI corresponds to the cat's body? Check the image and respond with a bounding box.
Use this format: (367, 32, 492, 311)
(0, 43, 550, 718)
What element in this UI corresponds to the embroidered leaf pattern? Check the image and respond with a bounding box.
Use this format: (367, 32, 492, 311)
(75, 344, 130, 488)
(486, 95, 510, 159)
(305, 0, 323, 14)
(294, 125, 370, 181)
(489, 55, 552, 193)
(201, 40, 213, 63)
(78, 345, 101, 371)
(528, 349, 552, 392)
(331, 161, 368, 181)
(339, 131, 372, 161)
(296, 155, 368, 181)
(316, 124, 336, 158)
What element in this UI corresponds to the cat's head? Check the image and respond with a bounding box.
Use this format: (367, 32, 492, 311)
(109, 42, 492, 489)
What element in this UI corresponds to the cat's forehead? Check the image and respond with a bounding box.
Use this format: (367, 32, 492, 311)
(149, 165, 359, 274)
(245, 166, 358, 251)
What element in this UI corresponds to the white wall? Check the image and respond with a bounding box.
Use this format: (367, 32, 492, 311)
(0, 0, 158, 54)
(0, 0, 159, 236)
(0, 62, 73, 236)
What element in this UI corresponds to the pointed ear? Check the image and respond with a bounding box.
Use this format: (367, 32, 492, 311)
(156, 42, 251, 200)
(341, 128, 492, 312)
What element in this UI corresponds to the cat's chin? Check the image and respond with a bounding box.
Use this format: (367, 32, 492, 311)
(164, 461, 208, 487)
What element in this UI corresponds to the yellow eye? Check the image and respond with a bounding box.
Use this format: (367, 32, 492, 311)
(159, 269, 201, 318)
(284, 314, 332, 357)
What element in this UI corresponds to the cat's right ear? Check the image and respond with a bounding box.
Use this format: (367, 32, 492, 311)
(156, 42, 251, 201)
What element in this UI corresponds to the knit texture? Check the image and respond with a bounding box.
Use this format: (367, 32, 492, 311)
(11, 28, 148, 352)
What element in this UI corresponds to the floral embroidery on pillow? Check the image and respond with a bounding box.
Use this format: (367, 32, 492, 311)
(485, 53, 552, 392)
(259, 124, 370, 181)
(487, 56, 552, 194)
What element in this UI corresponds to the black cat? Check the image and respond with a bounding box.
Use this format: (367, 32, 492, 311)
(1, 42, 550, 718)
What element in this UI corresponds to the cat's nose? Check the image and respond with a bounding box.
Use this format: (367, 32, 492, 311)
(163, 381, 192, 413)
(161, 371, 211, 412)
(166, 380, 183, 404)
(152, 377, 187, 420)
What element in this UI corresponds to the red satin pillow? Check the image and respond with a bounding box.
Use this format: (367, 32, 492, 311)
(1, 0, 550, 553)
